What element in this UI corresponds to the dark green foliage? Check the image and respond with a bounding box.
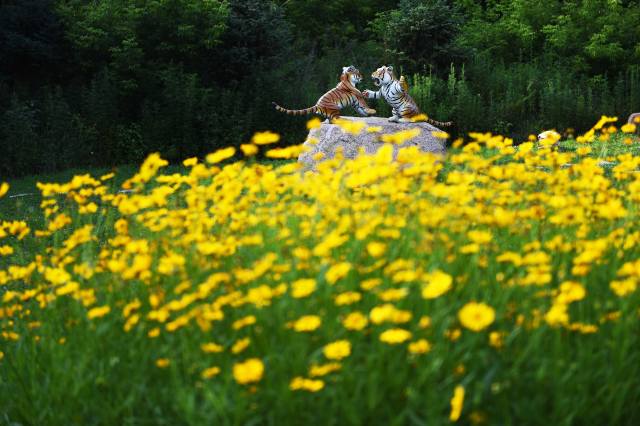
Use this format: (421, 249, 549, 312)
(215, 0, 293, 85)
(456, 0, 640, 75)
(369, 0, 465, 74)
(55, 0, 229, 78)
(0, 96, 40, 176)
(408, 61, 640, 140)
(281, 0, 397, 49)
(0, 0, 71, 86)
(139, 66, 213, 162)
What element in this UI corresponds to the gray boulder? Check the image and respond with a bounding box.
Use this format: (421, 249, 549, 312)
(298, 116, 447, 170)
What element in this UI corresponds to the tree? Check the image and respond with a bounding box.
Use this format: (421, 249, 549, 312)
(369, 0, 465, 74)
(55, 0, 229, 87)
(211, 0, 294, 86)
(281, 0, 397, 49)
(0, 0, 70, 86)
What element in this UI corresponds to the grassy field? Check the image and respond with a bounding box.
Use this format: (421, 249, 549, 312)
(1, 119, 640, 425)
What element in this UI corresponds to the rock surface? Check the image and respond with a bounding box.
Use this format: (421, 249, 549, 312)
(298, 116, 447, 170)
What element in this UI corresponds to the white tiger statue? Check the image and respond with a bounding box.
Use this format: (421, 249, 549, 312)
(363, 65, 452, 127)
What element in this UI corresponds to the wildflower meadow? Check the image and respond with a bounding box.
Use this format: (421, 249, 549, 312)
(1, 116, 639, 424)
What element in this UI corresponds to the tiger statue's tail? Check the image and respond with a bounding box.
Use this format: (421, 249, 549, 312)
(272, 102, 318, 116)
(427, 118, 453, 127)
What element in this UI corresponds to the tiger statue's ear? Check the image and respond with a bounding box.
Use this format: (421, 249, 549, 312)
(387, 66, 394, 72)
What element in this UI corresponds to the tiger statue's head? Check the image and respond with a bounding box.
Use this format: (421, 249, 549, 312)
(371, 65, 395, 87)
(341, 65, 363, 87)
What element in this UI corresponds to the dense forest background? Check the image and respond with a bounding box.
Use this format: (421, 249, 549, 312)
(1, 0, 639, 177)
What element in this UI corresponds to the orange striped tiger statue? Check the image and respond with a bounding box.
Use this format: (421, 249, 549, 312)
(363, 65, 452, 127)
(273, 66, 376, 121)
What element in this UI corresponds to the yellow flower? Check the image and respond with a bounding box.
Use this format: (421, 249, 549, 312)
(432, 131, 450, 139)
(460, 243, 479, 254)
(87, 305, 111, 320)
(0, 245, 14, 256)
(458, 302, 495, 332)
(240, 143, 259, 156)
(496, 251, 522, 266)
(369, 304, 412, 324)
(360, 278, 382, 291)
(266, 145, 305, 159)
(334, 118, 366, 134)
(610, 279, 637, 297)
(293, 247, 311, 260)
(378, 288, 408, 302)
(567, 322, 598, 334)
(306, 118, 322, 129)
(323, 340, 351, 360)
(292, 315, 322, 332)
(342, 311, 369, 330)
(576, 146, 592, 156)
(232, 315, 257, 330)
(408, 339, 431, 354)
(206, 147, 236, 164)
(334, 291, 361, 306)
(148, 327, 160, 338)
(621, 123, 636, 133)
(233, 358, 264, 384)
(309, 363, 342, 377)
(325, 262, 351, 285)
(118, 297, 139, 317)
(489, 331, 504, 349)
(379, 328, 412, 344)
(449, 385, 465, 421)
(593, 115, 617, 130)
(201, 366, 221, 379)
(201, 342, 224, 353)
(0, 182, 9, 198)
(231, 337, 251, 354)
(555, 281, 586, 304)
(123, 314, 140, 332)
(2, 331, 19, 341)
(467, 230, 492, 245)
(289, 376, 325, 392)
(381, 128, 421, 144)
(252, 131, 280, 145)
(122, 152, 168, 188)
(182, 157, 198, 166)
(544, 303, 569, 327)
(421, 271, 453, 299)
(314, 232, 349, 257)
(418, 316, 432, 329)
(291, 278, 316, 298)
(366, 241, 387, 257)
(155, 358, 170, 368)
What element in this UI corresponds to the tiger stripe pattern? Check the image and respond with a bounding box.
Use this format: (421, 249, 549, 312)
(273, 66, 375, 121)
(363, 65, 452, 127)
